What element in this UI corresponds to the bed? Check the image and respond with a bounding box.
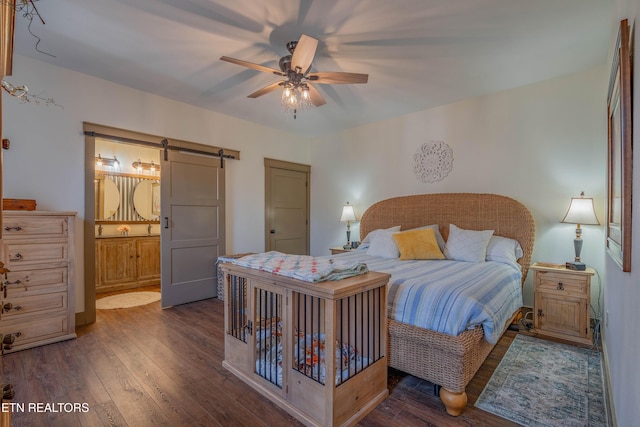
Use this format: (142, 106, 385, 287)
(347, 193, 535, 416)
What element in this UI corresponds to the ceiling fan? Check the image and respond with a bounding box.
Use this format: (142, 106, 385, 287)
(220, 34, 368, 118)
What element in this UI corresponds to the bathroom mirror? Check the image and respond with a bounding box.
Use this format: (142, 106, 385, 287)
(95, 176, 120, 220)
(133, 180, 160, 220)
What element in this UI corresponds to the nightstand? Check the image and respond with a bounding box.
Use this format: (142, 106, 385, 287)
(530, 262, 595, 346)
(330, 247, 353, 255)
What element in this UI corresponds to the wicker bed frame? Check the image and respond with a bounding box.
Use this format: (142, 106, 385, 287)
(359, 193, 535, 416)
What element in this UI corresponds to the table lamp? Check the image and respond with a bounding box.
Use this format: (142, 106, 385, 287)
(561, 192, 599, 270)
(340, 202, 358, 249)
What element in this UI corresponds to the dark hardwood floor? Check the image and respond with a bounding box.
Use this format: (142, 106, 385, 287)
(2, 294, 525, 427)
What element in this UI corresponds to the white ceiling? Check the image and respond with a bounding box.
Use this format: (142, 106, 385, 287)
(11, 0, 613, 136)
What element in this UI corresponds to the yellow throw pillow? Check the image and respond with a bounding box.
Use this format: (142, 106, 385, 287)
(392, 228, 445, 260)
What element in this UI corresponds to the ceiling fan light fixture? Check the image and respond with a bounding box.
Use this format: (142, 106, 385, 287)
(221, 34, 368, 120)
(298, 85, 312, 111)
(281, 83, 298, 113)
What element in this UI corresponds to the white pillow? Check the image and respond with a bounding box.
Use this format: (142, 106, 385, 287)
(361, 226, 401, 244)
(366, 229, 401, 258)
(444, 224, 494, 263)
(403, 224, 446, 252)
(486, 236, 524, 270)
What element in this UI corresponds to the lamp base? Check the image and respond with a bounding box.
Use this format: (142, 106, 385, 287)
(565, 261, 586, 271)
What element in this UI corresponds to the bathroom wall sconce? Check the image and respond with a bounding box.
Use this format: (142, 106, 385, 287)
(95, 154, 119, 169)
(132, 159, 160, 173)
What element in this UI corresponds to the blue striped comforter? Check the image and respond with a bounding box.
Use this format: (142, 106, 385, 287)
(326, 251, 522, 344)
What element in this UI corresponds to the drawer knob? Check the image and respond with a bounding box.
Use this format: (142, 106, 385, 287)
(4, 279, 22, 285)
(2, 387, 14, 400)
(557, 282, 564, 291)
(1, 333, 16, 355)
(4, 226, 22, 232)
(9, 253, 23, 262)
(2, 303, 20, 313)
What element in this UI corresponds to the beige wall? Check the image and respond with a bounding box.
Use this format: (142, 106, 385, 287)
(309, 66, 607, 312)
(2, 54, 310, 312)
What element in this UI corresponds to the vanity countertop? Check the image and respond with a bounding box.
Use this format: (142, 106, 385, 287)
(96, 234, 160, 239)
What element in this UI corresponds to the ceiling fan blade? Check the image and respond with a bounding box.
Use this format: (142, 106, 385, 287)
(306, 84, 326, 107)
(291, 34, 318, 73)
(307, 72, 369, 84)
(220, 56, 285, 76)
(247, 81, 284, 98)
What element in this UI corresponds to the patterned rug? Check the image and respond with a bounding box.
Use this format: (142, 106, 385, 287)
(96, 291, 161, 309)
(475, 334, 607, 426)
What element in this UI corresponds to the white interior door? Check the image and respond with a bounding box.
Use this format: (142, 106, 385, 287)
(160, 151, 225, 307)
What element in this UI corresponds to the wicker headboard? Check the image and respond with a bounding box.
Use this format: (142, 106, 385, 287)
(359, 193, 536, 283)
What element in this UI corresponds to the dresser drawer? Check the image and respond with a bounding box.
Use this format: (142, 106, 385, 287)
(4, 267, 68, 298)
(4, 239, 68, 267)
(535, 271, 587, 297)
(1, 314, 70, 353)
(1, 292, 67, 321)
(2, 215, 69, 239)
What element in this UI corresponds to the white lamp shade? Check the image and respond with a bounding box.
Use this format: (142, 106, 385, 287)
(340, 204, 357, 222)
(561, 197, 600, 225)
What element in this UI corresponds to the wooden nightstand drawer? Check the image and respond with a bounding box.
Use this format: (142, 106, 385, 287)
(535, 271, 588, 296)
(330, 247, 353, 255)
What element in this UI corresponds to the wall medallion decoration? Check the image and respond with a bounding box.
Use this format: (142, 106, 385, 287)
(413, 140, 454, 183)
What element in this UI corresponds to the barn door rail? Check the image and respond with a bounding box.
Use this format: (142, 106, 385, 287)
(84, 131, 238, 168)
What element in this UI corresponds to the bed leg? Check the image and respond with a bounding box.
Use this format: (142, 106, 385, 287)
(439, 388, 467, 416)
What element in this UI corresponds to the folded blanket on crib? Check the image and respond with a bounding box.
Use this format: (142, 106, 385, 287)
(232, 251, 368, 283)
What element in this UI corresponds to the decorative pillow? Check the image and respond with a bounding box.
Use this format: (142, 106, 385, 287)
(366, 229, 401, 258)
(392, 228, 445, 260)
(361, 225, 401, 244)
(443, 224, 494, 263)
(403, 224, 446, 252)
(486, 236, 524, 270)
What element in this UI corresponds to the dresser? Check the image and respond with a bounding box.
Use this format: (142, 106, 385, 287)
(531, 262, 595, 346)
(0, 211, 77, 353)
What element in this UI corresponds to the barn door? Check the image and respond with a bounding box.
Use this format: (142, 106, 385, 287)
(161, 151, 225, 307)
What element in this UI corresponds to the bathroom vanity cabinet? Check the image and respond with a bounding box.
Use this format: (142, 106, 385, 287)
(96, 235, 160, 293)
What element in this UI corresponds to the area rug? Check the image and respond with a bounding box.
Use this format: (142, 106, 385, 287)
(96, 291, 161, 310)
(475, 334, 607, 426)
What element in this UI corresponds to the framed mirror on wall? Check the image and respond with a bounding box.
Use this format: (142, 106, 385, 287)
(94, 172, 160, 223)
(606, 19, 633, 272)
(133, 179, 160, 220)
(94, 175, 120, 220)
